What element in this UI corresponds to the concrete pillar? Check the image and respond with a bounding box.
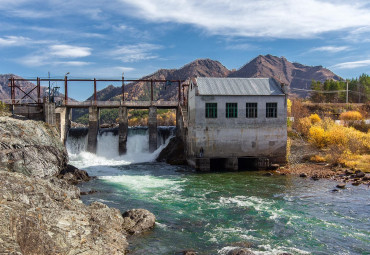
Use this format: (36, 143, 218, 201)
(43, 102, 56, 125)
(55, 107, 71, 144)
(118, 106, 128, 155)
(148, 106, 157, 152)
(176, 106, 182, 137)
(87, 106, 99, 153)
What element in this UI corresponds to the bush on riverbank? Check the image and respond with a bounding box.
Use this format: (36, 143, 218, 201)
(0, 101, 9, 116)
(296, 113, 370, 171)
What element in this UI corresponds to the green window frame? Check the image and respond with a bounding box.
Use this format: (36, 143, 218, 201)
(226, 103, 238, 118)
(266, 103, 277, 118)
(246, 103, 257, 118)
(205, 103, 217, 118)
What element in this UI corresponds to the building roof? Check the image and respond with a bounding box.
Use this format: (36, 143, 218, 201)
(195, 77, 285, 96)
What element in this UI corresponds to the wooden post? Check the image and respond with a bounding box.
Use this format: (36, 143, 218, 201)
(64, 76, 68, 105)
(37, 77, 41, 104)
(94, 78, 97, 105)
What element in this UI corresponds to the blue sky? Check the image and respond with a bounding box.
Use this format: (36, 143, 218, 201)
(1, 0, 370, 100)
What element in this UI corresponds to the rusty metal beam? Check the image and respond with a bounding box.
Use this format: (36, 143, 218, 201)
(178, 80, 181, 102)
(37, 77, 41, 103)
(122, 75, 125, 102)
(94, 78, 97, 104)
(64, 76, 68, 105)
(150, 79, 154, 102)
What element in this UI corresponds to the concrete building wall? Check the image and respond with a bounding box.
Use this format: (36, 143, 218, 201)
(187, 86, 287, 165)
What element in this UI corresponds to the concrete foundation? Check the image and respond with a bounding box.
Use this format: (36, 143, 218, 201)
(43, 102, 56, 125)
(87, 106, 99, 153)
(118, 106, 128, 155)
(14, 105, 44, 120)
(148, 106, 157, 152)
(55, 107, 71, 144)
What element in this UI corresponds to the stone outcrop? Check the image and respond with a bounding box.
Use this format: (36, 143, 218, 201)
(57, 164, 92, 185)
(121, 209, 156, 235)
(156, 137, 187, 165)
(0, 171, 128, 255)
(0, 117, 68, 178)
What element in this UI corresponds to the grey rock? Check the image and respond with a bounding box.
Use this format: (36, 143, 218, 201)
(227, 248, 255, 255)
(355, 171, 365, 178)
(336, 183, 346, 189)
(57, 164, 92, 185)
(0, 117, 67, 177)
(299, 173, 307, 178)
(122, 209, 156, 235)
(362, 174, 370, 181)
(0, 171, 128, 255)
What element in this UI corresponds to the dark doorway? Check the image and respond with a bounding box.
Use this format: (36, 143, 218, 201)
(210, 158, 227, 171)
(238, 157, 258, 171)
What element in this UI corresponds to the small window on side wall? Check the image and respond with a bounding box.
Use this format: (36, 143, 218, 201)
(226, 103, 238, 118)
(246, 103, 257, 118)
(266, 103, 277, 118)
(205, 103, 217, 118)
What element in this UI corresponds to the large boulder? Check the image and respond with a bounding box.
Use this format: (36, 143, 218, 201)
(122, 209, 156, 234)
(0, 171, 128, 255)
(156, 137, 187, 165)
(0, 117, 68, 178)
(57, 164, 92, 185)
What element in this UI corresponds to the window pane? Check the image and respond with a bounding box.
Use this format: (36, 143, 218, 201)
(205, 103, 217, 118)
(226, 103, 238, 118)
(266, 103, 277, 118)
(246, 103, 257, 118)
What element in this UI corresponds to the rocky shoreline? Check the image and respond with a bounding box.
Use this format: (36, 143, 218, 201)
(0, 116, 155, 255)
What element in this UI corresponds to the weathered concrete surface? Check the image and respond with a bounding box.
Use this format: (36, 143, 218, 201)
(118, 106, 128, 155)
(0, 116, 68, 178)
(43, 102, 56, 125)
(122, 209, 156, 235)
(0, 171, 128, 255)
(87, 106, 99, 153)
(148, 106, 157, 152)
(55, 106, 71, 144)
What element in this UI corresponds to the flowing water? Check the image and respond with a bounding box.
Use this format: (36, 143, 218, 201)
(67, 128, 370, 255)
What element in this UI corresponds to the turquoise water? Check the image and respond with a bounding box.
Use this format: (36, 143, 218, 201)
(76, 162, 370, 255)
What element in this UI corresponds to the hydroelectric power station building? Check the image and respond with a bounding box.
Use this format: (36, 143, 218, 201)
(185, 77, 287, 171)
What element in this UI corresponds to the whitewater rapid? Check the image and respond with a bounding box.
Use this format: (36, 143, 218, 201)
(66, 128, 172, 170)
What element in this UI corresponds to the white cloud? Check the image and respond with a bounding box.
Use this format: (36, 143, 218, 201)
(118, 0, 370, 38)
(311, 46, 349, 53)
(55, 61, 92, 66)
(226, 43, 256, 50)
(49, 44, 92, 58)
(110, 43, 162, 62)
(0, 36, 31, 46)
(332, 59, 370, 69)
(19, 44, 92, 67)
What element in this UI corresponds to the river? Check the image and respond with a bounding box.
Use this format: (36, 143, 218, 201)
(67, 128, 369, 255)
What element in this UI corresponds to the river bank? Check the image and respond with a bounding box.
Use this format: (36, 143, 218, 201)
(0, 116, 155, 255)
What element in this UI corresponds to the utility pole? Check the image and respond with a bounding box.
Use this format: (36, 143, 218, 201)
(346, 81, 348, 104)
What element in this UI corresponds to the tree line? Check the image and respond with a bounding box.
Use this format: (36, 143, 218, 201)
(310, 74, 370, 103)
